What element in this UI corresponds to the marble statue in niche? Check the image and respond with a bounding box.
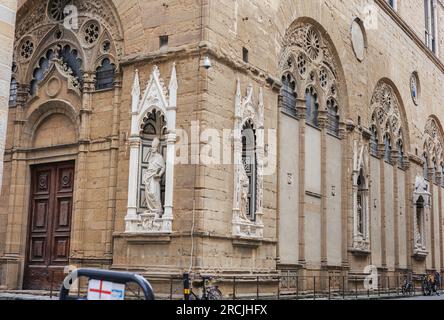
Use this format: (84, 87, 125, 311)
(143, 138, 166, 215)
(239, 163, 250, 222)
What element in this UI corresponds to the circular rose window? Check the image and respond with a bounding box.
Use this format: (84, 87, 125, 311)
(48, 0, 70, 21)
(410, 72, 420, 105)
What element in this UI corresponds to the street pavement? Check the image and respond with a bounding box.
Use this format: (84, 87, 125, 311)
(393, 294, 444, 301)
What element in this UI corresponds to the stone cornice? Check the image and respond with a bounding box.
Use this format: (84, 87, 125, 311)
(376, 0, 444, 73)
(120, 41, 282, 90)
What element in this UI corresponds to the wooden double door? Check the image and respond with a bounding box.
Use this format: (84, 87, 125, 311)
(23, 161, 75, 290)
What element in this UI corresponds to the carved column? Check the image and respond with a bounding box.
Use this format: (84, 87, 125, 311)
(125, 70, 141, 226)
(76, 72, 94, 256)
(163, 64, 178, 228)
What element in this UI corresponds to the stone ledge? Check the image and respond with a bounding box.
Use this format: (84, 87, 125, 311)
(349, 248, 371, 257)
(113, 232, 172, 244)
(232, 237, 263, 248)
(413, 250, 428, 261)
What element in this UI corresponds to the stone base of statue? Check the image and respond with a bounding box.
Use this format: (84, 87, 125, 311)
(413, 245, 428, 261)
(350, 236, 371, 256)
(125, 211, 173, 234)
(232, 210, 264, 239)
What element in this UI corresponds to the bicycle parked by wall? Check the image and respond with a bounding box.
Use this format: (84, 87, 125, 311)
(401, 277, 414, 296)
(422, 275, 433, 296)
(189, 276, 223, 300)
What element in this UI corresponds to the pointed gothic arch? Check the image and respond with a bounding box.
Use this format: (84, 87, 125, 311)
(279, 17, 350, 120)
(369, 79, 411, 163)
(423, 116, 444, 179)
(14, 0, 124, 95)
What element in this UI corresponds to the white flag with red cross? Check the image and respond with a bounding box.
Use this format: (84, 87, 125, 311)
(87, 279, 125, 300)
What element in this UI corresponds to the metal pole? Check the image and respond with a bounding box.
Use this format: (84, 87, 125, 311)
(277, 276, 280, 300)
(387, 276, 390, 296)
(257, 276, 259, 300)
(233, 276, 236, 300)
(378, 275, 380, 297)
(170, 276, 173, 300)
(328, 276, 331, 301)
(183, 273, 190, 300)
(50, 271, 54, 299)
(313, 276, 316, 301)
(342, 276, 345, 300)
(296, 276, 299, 299)
(355, 276, 358, 299)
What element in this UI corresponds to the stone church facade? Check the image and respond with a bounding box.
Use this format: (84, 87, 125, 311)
(1, 0, 444, 295)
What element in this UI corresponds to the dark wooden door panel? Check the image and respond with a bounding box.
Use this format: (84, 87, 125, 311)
(23, 161, 75, 290)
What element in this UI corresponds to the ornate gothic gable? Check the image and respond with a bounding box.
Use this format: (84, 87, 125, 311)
(14, 0, 122, 82)
(135, 66, 170, 129)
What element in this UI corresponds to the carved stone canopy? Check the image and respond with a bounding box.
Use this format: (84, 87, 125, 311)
(414, 175, 431, 205)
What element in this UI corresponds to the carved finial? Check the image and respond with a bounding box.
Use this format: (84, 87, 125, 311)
(235, 78, 241, 117)
(132, 69, 140, 96)
(131, 69, 141, 113)
(169, 63, 178, 109)
(169, 63, 178, 91)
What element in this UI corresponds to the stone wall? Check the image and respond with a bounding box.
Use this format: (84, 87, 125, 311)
(0, 0, 16, 193)
(1, 0, 444, 293)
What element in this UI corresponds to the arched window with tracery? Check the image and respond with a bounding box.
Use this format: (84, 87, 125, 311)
(305, 86, 319, 127)
(384, 134, 392, 163)
(423, 117, 444, 186)
(396, 139, 405, 169)
(281, 73, 297, 117)
(441, 163, 444, 187)
(423, 153, 429, 180)
(432, 158, 438, 184)
(96, 58, 116, 90)
(370, 81, 406, 167)
(370, 125, 379, 157)
(9, 78, 17, 106)
(326, 97, 339, 136)
(30, 45, 83, 95)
